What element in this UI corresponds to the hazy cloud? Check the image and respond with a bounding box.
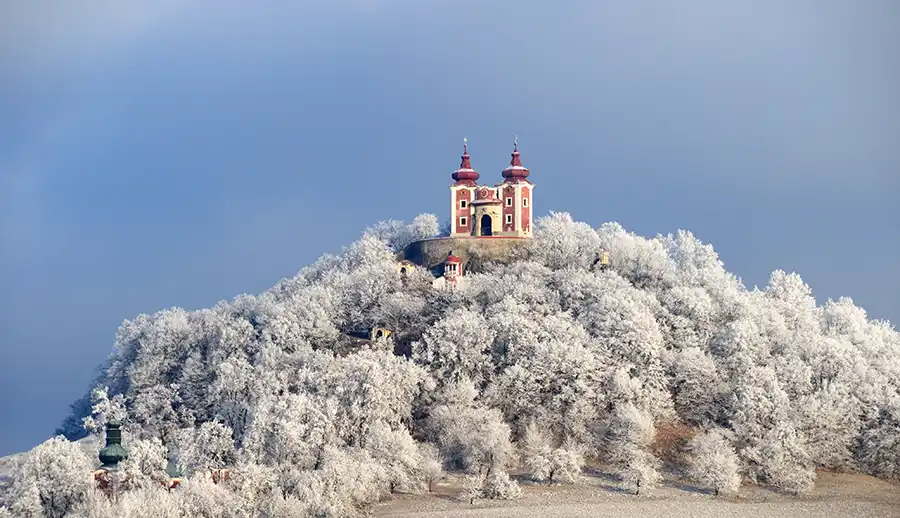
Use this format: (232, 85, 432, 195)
(0, 1, 189, 77)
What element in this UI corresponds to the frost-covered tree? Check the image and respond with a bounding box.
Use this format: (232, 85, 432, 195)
(528, 211, 603, 271)
(418, 443, 444, 492)
(519, 421, 584, 484)
(175, 421, 237, 476)
(174, 477, 242, 518)
(480, 471, 522, 500)
(315, 349, 426, 447)
(119, 437, 169, 490)
(47, 213, 900, 514)
(291, 446, 391, 516)
(520, 421, 553, 481)
(686, 428, 741, 496)
(485, 300, 602, 440)
(364, 421, 424, 494)
(462, 474, 482, 504)
(856, 401, 900, 481)
(755, 424, 816, 495)
(431, 404, 513, 475)
(596, 222, 676, 291)
(241, 391, 333, 470)
(227, 461, 281, 514)
(427, 380, 513, 475)
(728, 366, 816, 493)
(70, 487, 179, 518)
(364, 213, 439, 252)
(669, 346, 723, 424)
(82, 387, 128, 439)
(795, 384, 861, 471)
(579, 281, 673, 421)
(56, 364, 111, 442)
(5, 436, 95, 518)
(605, 403, 661, 495)
(412, 308, 496, 387)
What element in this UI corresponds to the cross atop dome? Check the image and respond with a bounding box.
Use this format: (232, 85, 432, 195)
(502, 135, 530, 180)
(452, 137, 480, 185)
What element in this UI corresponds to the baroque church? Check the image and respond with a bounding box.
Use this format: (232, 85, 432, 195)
(400, 138, 538, 291)
(449, 137, 535, 238)
(399, 138, 607, 292)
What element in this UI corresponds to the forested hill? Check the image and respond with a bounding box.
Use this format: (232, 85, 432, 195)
(4, 212, 899, 517)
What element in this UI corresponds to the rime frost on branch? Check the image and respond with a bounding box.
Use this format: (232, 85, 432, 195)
(9, 212, 895, 515)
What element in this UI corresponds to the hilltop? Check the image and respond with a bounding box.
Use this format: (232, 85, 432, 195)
(2, 212, 898, 517)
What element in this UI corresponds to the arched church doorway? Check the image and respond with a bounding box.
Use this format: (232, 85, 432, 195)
(480, 215, 493, 236)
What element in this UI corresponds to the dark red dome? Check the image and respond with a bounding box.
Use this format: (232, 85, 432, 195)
(452, 140, 480, 184)
(502, 138, 530, 180)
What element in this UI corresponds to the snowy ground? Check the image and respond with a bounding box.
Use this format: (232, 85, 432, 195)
(374, 470, 900, 518)
(3, 446, 896, 517)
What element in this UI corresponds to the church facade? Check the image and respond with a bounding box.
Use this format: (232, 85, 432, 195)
(449, 138, 534, 238)
(399, 138, 537, 289)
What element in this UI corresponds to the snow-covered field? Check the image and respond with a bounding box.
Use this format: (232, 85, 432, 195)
(374, 471, 900, 518)
(3, 444, 897, 517)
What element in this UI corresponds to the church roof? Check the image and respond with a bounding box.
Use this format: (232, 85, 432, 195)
(98, 422, 127, 469)
(501, 137, 530, 181)
(452, 139, 480, 185)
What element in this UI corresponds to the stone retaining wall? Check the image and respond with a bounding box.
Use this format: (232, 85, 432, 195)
(400, 236, 530, 273)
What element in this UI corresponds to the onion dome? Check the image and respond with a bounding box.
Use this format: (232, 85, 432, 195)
(98, 422, 128, 469)
(166, 460, 184, 479)
(501, 136, 530, 181)
(452, 138, 480, 185)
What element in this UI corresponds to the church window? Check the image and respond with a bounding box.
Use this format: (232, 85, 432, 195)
(523, 198, 529, 207)
(460, 200, 467, 208)
(506, 197, 513, 206)
(460, 216, 467, 227)
(505, 214, 512, 224)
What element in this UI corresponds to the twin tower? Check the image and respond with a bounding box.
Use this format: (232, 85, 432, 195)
(448, 138, 535, 239)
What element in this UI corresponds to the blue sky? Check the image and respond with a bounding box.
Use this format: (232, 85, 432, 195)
(0, 1, 898, 456)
